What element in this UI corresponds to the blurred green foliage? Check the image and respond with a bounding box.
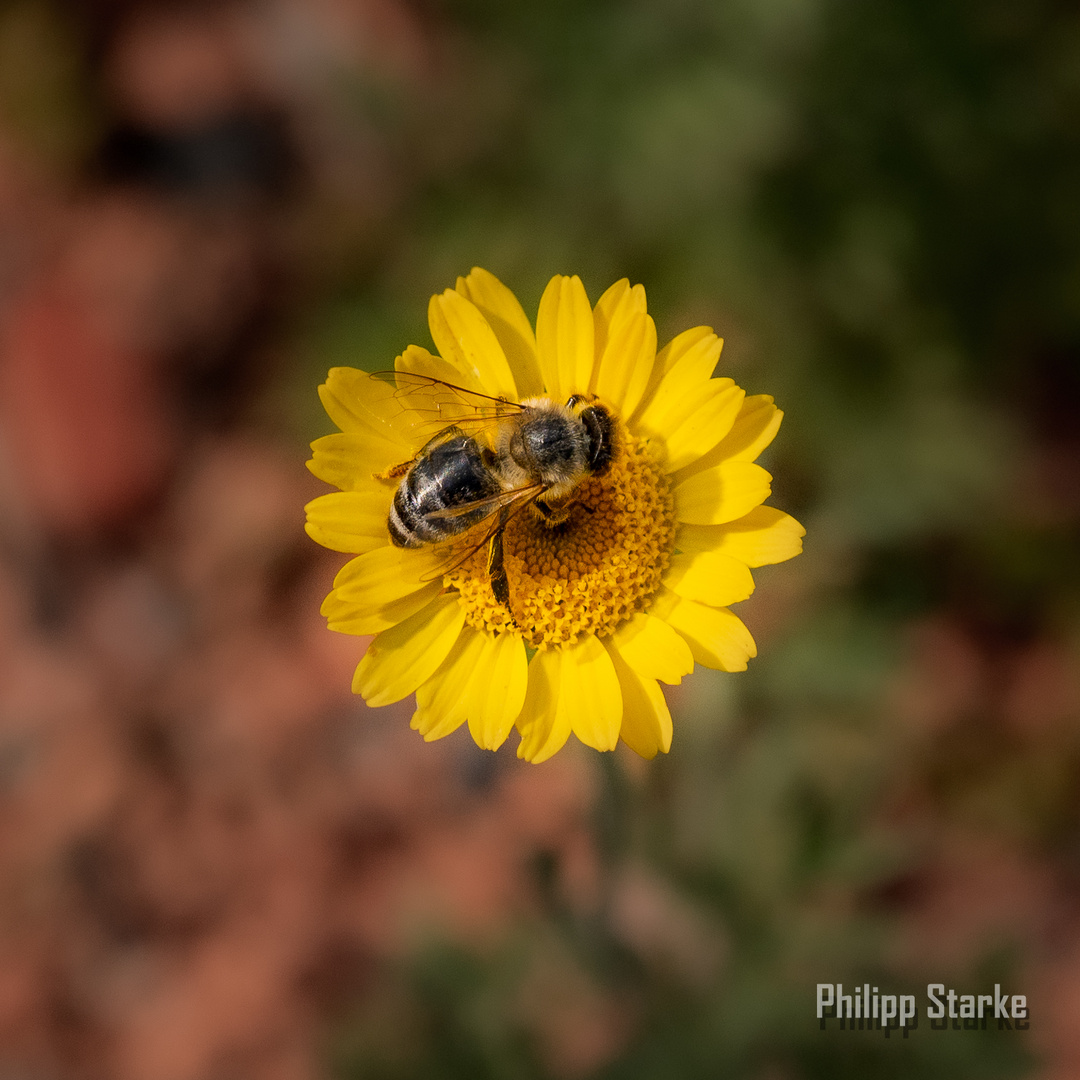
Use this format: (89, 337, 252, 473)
(0, 0, 97, 168)
(306, 0, 1080, 1076)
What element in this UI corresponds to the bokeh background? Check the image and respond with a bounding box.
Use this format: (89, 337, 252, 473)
(0, 1, 1078, 1077)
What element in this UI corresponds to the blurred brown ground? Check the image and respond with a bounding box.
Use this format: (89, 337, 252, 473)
(0, 5, 600, 1078)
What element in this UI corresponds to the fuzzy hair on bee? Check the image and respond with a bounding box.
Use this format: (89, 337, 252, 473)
(375, 374, 615, 613)
(493, 395, 614, 506)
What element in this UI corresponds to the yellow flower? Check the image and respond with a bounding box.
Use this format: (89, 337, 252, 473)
(306, 269, 804, 762)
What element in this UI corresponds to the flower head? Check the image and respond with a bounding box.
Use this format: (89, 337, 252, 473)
(306, 269, 804, 762)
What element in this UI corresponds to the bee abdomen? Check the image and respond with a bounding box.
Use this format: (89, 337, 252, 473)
(388, 435, 501, 548)
(388, 488, 427, 547)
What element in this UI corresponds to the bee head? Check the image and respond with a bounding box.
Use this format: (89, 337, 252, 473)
(566, 393, 614, 476)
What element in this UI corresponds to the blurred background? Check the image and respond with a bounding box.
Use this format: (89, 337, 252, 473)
(0, 0, 1078, 1077)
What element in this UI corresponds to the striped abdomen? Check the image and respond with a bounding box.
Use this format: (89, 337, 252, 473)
(388, 434, 501, 548)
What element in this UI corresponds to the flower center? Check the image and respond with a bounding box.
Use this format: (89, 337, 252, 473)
(446, 429, 675, 649)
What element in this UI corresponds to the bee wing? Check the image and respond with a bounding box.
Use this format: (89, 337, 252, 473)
(371, 371, 525, 437)
(423, 483, 545, 522)
(417, 484, 544, 584)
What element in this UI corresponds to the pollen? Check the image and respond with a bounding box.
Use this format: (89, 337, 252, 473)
(447, 433, 676, 649)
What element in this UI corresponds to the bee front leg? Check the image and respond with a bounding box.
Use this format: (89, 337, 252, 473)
(533, 495, 574, 527)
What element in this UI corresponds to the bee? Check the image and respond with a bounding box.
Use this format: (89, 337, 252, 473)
(378, 373, 615, 610)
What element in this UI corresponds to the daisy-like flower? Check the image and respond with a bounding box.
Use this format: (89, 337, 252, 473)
(306, 269, 804, 762)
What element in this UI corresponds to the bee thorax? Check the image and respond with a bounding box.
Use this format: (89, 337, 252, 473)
(504, 409, 589, 488)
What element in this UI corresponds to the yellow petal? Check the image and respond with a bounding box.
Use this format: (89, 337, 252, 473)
(318, 367, 413, 448)
(516, 649, 568, 763)
(535, 275, 594, 400)
(632, 326, 722, 423)
(305, 490, 390, 554)
(591, 287, 656, 416)
(412, 627, 486, 740)
(308, 432, 407, 490)
(652, 587, 757, 672)
(664, 549, 756, 607)
(592, 278, 634, 359)
(428, 288, 518, 401)
(562, 635, 623, 752)
(322, 580, 443, 635)
(674, 461, 772, 525)
(677, 507, 805, 568)
(604, 639, 672, 759)
(640, 330, 723, 411)
(395, 342, 467, 386)
(353, 593, 466, 706)
(656, 325, 719, 378)
(318, 350, 483, 449)
(455, 268, 541, 398)
(333, 545, 443, 607)
(722, 396, 783, 462)
(610, 613, 694, 685)
(674, 396, 783, 483)
(467, 631, 528, 750)
(641, 379, 745, 473)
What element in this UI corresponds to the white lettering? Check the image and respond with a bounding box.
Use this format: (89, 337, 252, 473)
(881, 995, 897, 1025)
(927, 984, 945, 1020)
(1012, 995, 1026, 1019)
(900, 995, 916, 1027)
(994, 984, 1009, 1019)
(960, 994, 975, 1019)
(817, 984, 834, 1018)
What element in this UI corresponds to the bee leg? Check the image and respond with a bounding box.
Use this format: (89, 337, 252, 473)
(375, 460, 412, 481)
(534, 496, 575, 527)
(487, 506, 515, 620)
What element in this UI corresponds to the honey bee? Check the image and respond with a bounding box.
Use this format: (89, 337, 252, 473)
(377, 373, 614, 610)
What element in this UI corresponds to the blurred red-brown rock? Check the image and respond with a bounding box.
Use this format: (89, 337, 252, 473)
(0, 6, 605, 1077)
